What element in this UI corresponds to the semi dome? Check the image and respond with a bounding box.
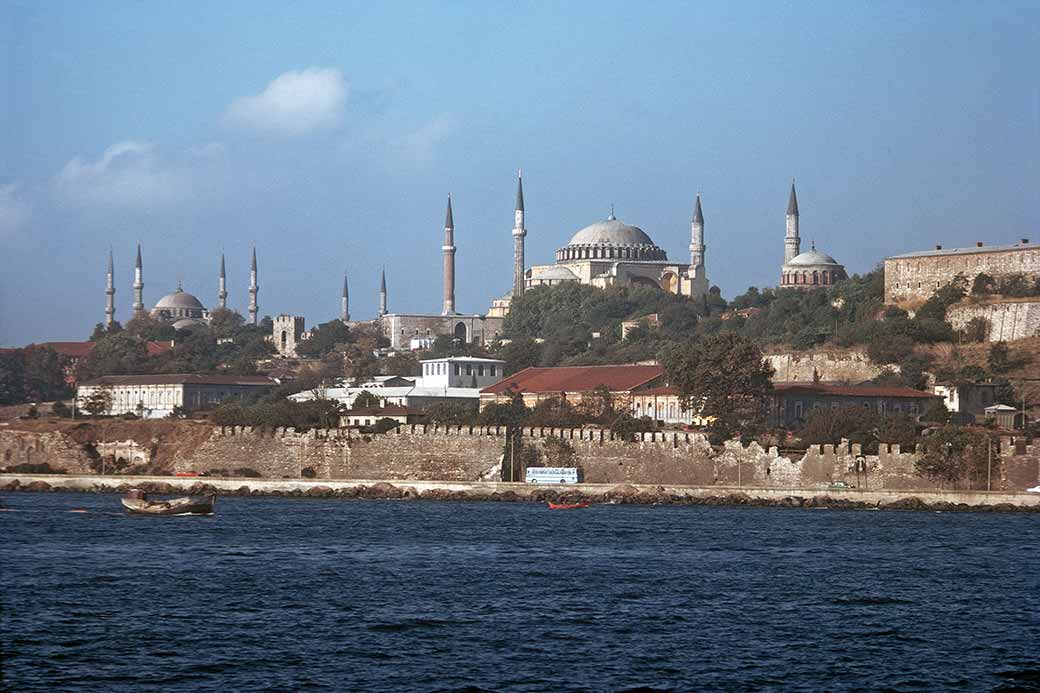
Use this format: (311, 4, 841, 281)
(567, 218, 656, 248)
(154, 287, 205, 310)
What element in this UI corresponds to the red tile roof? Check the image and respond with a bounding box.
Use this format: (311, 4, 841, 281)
(773, 383, 938, 399)
(636, 386, 679, 396)
(146, 340, 175, 356)
(39, 341, 95, 358)
(481, 365, 664, 395)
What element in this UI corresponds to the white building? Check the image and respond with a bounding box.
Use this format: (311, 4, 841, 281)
(77, 374, 276, 419)
(292, 356, 507, 411)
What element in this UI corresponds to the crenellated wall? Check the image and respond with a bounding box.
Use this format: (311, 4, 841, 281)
(3, 424, 1039, 492)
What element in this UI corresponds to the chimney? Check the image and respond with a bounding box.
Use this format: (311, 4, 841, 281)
(935, 244, 942, 250)
(976, 241, 983, 247)
(1021, 238, 1029, 244)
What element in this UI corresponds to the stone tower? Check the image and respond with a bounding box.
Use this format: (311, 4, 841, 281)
(442, 195, 456, 316)
(132, 242, 144, 319)
(105, 249, 116, 327)
(273, 315, 305, 357)
(513, 170, 526, 298)
(248, 246, 258, 325)
(378, 267, 388, 317)
(341, 271, 350, 323)
(690, 192, 705, 271)
(785, 180, 800, 264)
(217, 253, 228, 310)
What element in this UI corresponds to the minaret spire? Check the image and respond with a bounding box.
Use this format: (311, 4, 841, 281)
(341, 271, 350, 323)
(442, 194, 457, 316)
(785, 179, 801, 263)
(105, 249, 116, 327)
(248, 246, 258, 325)
(132, 242, 144, 319)
(512, 169, 527, 298)
(690, 192, 705, 269)
(378, 267, 388, 317)
(217, 252, 228, 310)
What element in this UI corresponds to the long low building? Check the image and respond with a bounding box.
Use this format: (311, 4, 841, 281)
(77, 374, 277, 418)
(768, 383, 940, 427)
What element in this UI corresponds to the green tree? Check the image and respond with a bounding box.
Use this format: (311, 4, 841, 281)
(295, 320, 351, 358)
(353, 390, 381, 408)
(81, 387, 113, 417)
(208, 308, 246, 338)
(661, 333, 774, 440)
(77, 332, 150, 380)
(424, 400, 478, 425)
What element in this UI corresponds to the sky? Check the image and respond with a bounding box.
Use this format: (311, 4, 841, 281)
(1, 0, 1038, 346)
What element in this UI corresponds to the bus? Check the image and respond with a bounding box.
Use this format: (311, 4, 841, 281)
(525, 467, 581, 484)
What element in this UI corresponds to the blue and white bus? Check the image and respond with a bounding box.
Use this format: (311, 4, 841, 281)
(525, 467, 581, 484)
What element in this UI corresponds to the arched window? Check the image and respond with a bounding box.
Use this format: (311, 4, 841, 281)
(812, 271, 819, 285)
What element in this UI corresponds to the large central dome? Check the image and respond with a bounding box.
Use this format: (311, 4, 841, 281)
(567, 217, 657, 248)
(154, 288, 205, 310)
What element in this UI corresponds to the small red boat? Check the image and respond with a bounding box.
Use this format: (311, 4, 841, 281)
(547, 502, 590, 510)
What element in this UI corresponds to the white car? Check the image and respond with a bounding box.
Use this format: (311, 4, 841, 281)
(1026, 486, 1040, 494)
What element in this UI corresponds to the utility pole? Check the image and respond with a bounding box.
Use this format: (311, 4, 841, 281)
(987, 438, 992, 492)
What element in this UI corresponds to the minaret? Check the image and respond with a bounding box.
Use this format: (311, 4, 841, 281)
(105, 249, 116, 327)
(378, 267, 388, 317)
(341, 271, 350, 323)
(690, 192, 705, 271)
(785, 180, 800, 263)
(132, 242, 144, 319)
(442, 195, 456, 316)
(217, 253, 228, 310)
(248, 246, 258, 325)
(512, 170, 526, 297)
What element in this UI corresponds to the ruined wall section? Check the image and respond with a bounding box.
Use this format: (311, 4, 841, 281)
(0, 429, 95, 474)
(764, 349, 888, 383)
(947, 301, 1040, 343)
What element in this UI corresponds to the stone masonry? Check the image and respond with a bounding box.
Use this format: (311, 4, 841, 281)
(947, 301, 1040, 342)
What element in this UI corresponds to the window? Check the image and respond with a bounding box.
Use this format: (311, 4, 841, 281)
(490, 365, 496, 377)
(478, 365, 484, 376)
(454, 364, 460, 376)
(466, 364, 472, 375)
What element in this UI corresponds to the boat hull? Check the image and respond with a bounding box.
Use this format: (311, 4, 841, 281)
(121, 495, 215, 516)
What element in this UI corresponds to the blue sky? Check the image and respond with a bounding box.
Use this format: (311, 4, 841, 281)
(1, 0, 1037, 345)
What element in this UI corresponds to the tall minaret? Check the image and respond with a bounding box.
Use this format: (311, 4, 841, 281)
(132, 242, 144, 319)
(341, 271, 350, 323)
(785, 179, 801, 263)
(512, 170, 526, 298)
(248, 246, 258, 325)
(217, 253, 228, 310)
(442, 195, 456, 316)
(378, 267, 388, 317)
(105, 249, 116, 327)
(690, 192, 705, 271)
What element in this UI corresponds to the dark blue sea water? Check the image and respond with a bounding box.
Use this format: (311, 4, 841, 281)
(1, 493, 1038, 692)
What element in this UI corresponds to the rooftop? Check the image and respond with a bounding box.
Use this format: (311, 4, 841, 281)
(481, 364, 664, 395)
(887, 240, 1033, 260)
(420, 356, 506, 364)
(81, 374, 276, 387)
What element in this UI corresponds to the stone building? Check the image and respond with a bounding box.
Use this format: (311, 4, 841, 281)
(884, 239, 1039, 304)
(778, 182, 848, 290)
(767, 383, 939, 427)
(77, 374, 276, 418)
(380, 196, 504, 349)
(272, 315, 306, 357)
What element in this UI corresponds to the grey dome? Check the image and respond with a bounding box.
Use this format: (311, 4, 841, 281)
(154, 288, 205, 310)
(171, 318, 206, 330)
(536, 266, 580, 281)
(786, 249, 841, 267)
(567, 219, 656, 248)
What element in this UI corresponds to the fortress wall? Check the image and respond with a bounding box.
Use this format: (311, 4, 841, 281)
(764, 349, 888, 383)
(947, 301, 1040, 342)
(3, 425, 1039, 492)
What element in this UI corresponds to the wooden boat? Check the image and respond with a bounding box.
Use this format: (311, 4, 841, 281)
(121, 489, 215, 516)
(547, 502, 590, 510)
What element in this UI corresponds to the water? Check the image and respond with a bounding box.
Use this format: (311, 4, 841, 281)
(2, 493, 1038, 692)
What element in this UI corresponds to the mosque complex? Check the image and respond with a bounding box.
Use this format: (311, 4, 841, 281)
(99, 177, 847, 352)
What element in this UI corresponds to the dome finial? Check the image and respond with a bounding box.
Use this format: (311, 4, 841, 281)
(608, 203, 616, 221)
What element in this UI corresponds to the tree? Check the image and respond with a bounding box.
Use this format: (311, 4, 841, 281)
(424, 401, 478, 425)
(988, 342, 1011, 374)
(89, 321, 122, 340)
(124, 314, 176, 341)
(661, 333, 774, 439)
(76, 332, 150, 380)
(971, 273, 995, 296)
(353, 390, 381, 408)
(959, 317, 990, 343)
(916, 426, 995, 488)
(81, 388, 113, 417)
(208, 308, 246, 338)
(382, 352, 419, 377)
(295, 320, 351, 358)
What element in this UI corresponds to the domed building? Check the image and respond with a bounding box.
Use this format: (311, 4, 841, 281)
(151, 285, 209, 326)
(524, 200, 709, 299)
(778, 182, 847, 290)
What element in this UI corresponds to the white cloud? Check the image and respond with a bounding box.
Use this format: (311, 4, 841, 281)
(53, 140, 226, 211)
(224, 68, 348, 136)
(388, 114, 456, 168)
(0, 183, 31, 238)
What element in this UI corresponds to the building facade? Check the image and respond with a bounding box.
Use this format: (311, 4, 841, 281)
(479, 364, 665, 409)
(884, 239, 1038, 304)
(77, 374, 276, 418)
(767, 383, 940, 427)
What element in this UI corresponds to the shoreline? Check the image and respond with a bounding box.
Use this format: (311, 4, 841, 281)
(3, 474, 1039, 512)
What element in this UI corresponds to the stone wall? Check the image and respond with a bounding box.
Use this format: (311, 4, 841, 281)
(4, 424, 1040, 492)
(947, 301, 1040, 342)
(764, 349, 887, 383)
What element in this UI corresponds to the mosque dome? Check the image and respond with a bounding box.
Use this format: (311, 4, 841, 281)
(557, 210, 668, 263)
(171, 318, 206, 330)
(154, 287, 205, 310)
(786, 249, 842, 267)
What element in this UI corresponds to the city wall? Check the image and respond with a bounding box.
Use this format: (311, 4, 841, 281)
(947, 300, 1040, 343)
(3, 424, 1039, 492)
(763, 349, 888, 383)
